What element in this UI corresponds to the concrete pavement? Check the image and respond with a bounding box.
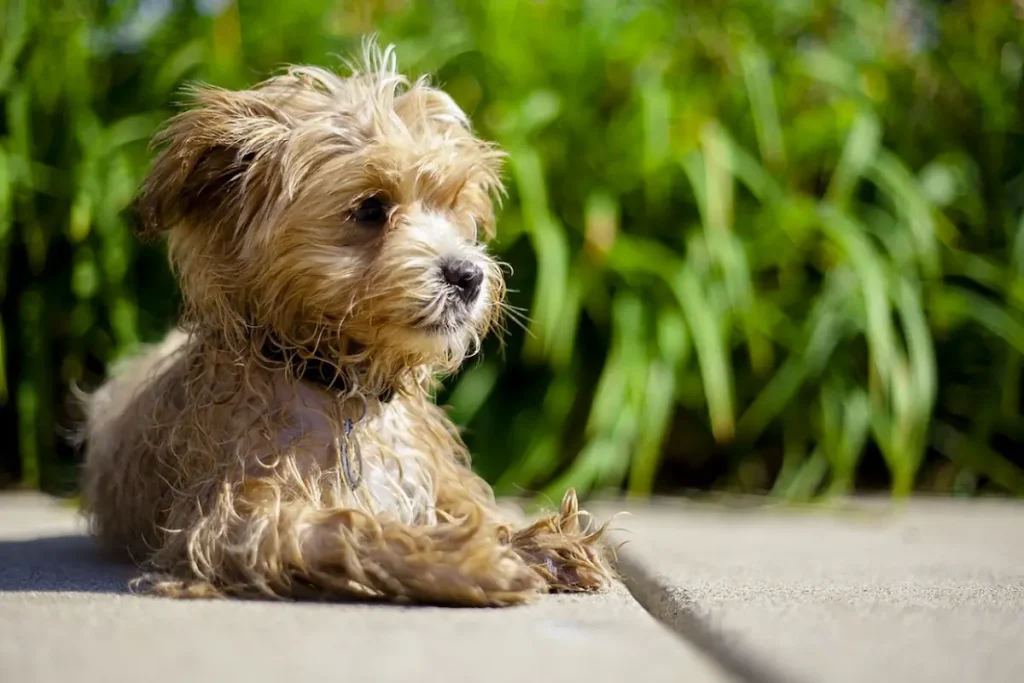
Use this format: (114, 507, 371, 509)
(0, 493, 723, 683)
(595, 496, 1024, 683)
(2, 492, 1023, 683)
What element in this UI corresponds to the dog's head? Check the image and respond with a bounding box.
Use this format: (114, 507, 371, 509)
(138, 40, 506, 376)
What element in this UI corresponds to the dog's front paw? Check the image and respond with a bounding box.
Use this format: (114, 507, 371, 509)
(510, 489, 616, 593)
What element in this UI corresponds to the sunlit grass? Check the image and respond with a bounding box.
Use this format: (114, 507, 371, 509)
(1, 0, 1022, 499)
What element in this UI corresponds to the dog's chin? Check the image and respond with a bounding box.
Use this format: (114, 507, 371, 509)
(365, 307, 479, 365)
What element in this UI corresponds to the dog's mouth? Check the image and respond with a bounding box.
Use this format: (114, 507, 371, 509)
(419, 320, 458, 335)
(411, 291, 476, 335)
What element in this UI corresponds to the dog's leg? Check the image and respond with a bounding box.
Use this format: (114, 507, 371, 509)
(507, 488, 617, 593)
(435, 466, 616, 593)
(142, 484, 546, 606)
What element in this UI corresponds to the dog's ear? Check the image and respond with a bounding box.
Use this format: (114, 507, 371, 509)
(136, 85, 291, 241)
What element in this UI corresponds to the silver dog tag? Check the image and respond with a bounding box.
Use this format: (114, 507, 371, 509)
(339, 418, 362, 490)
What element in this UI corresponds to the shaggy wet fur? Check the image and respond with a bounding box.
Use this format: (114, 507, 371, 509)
(77, 39, 615, 605)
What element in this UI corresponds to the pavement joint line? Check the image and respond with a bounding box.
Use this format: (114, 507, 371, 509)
(610, 533, 802, 683)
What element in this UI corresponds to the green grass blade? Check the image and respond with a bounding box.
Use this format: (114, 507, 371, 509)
(672, 267, 734, 441)
(826, 110, 880, 208)
(740, 45, 786, 169)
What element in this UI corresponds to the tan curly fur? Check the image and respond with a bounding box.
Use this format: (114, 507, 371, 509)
(76, 38, 615, 606)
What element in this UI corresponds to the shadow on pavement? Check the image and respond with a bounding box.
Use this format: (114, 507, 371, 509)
(0, 535, 480, 607)
(0, 534, 135, 593)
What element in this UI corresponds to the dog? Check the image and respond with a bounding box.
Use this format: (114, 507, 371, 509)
(76, 39, 614, 605)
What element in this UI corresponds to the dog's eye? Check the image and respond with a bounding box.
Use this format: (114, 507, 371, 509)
(352, 196, 390, 227)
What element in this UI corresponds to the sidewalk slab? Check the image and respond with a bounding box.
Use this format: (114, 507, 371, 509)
(0, 493, 724, 683)
(595, 496, 1024, 683)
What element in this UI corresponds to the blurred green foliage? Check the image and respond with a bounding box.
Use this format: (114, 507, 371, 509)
(2, 0, 1023, 499)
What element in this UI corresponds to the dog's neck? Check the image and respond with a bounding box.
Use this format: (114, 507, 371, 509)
(184, 322, 428, 403)
(259, 338, 398, 404)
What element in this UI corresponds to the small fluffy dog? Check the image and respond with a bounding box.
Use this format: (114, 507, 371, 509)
(77, 40, 614, 605)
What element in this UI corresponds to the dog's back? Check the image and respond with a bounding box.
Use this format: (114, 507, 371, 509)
(78, 328, 191, 558)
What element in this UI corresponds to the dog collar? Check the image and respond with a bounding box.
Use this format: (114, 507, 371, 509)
(260, 341, 396, 404)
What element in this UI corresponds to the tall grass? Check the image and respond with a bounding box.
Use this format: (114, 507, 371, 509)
(2, 0, 1023, 499)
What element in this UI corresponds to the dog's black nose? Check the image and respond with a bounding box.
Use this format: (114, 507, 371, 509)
(441, 260, 484, 304)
